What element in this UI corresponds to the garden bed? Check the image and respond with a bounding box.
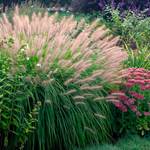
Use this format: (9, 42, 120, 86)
(0, 2, 149, 150)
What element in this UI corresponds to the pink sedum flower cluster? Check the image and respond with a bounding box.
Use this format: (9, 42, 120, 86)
(125, 68, 150, 90)
(111, 68, 150, 117)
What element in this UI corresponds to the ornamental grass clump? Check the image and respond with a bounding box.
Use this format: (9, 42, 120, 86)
(0, 7, 127, 150)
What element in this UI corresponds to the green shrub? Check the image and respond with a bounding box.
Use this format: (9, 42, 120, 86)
(105, 10, 150, 69)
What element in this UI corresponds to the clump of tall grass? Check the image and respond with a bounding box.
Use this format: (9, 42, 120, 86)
(0, 7, 127, 150)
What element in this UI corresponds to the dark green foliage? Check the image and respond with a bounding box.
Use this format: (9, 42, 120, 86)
(70, 0, 100, 12)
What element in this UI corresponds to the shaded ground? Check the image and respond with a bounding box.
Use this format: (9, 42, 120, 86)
(75, 135, 150, 150)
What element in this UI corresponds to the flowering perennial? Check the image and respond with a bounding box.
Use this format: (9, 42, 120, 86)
(111, 68, 150, 117)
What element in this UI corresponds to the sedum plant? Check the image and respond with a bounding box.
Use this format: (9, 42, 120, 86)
(0, 7, 127, 150)
(111, 68, 150, 135)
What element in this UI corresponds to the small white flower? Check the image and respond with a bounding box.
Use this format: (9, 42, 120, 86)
(60, 8, 65, 12)
(26, 44, 29, 49)
(47, 8, 50, 11)
(26, 57, 30, 60)
(36, 63, 41, 67)
(20, 48, 25, 52)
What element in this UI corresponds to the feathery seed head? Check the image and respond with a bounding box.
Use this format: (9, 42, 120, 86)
(0, 7, 127, 103)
